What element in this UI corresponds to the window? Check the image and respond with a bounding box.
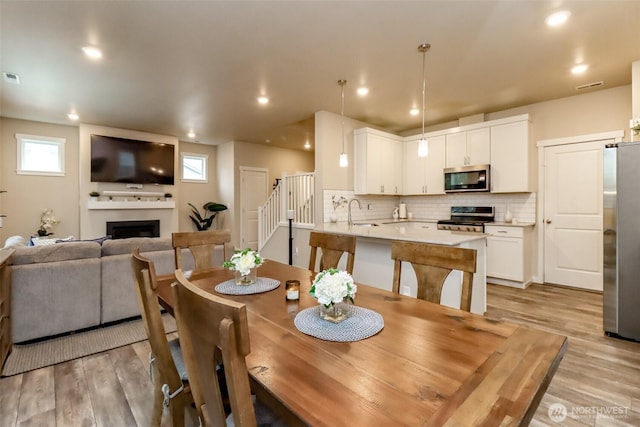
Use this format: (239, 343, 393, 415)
(16, 133, 66, 176)
(181, 152, 208, 182)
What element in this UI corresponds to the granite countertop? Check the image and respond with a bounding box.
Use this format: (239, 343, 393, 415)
(315, 220, 486, 246)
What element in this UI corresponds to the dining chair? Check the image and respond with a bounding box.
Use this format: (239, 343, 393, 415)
(172, 270, 284, 427)
(308, 231, 356, 274)
(172, 229, 232, 272)
(390, 240, 477, 312)
(131, 248, 192, 427)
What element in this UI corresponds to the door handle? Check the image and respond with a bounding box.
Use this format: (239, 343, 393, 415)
(546, 219, 552, 224)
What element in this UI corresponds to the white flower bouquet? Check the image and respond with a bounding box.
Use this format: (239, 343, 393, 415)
(310, 268, 357, 307)
(223, 248, 263, 276)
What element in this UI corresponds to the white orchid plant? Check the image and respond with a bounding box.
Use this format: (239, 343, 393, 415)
(37, 208, 60, 236)
(223, 248, 263, 276)
(310, 268, 357, 307)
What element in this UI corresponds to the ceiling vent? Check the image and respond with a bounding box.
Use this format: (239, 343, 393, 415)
(3, 72, 20, 84)
(576, 81, 604, 91)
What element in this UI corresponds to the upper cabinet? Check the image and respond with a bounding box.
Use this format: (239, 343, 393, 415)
(353, 114, 532, 196)
(354, 128, 403, 195)
(445, 128, 490, 168)
(490, 118, 533, 193)
(404, 135, 446, 195)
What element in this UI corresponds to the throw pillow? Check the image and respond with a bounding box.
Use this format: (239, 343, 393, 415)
(3, 235, 27, 248)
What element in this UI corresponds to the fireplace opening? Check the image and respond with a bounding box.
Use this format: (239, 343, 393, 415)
(106, 220, 160, 239)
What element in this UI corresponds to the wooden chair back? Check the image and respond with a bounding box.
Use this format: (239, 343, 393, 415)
(391, 241, 477, 312)
(172, 229, 231, 271)
(131, 248, 189, 426)
(172, 269, 255, 427)
(308, 231, 356, 274)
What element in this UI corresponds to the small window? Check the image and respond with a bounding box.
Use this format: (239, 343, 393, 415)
(181, 152, 208, 183)
(16, 133, 66, 176)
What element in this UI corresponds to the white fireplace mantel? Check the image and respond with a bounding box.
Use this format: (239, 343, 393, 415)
(87, 200, 175, 210)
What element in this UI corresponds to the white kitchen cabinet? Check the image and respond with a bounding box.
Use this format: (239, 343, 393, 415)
(354, 128, 403, 195)
(490, 119, 533, 193)
(403, 135, 446, 195)
(485, 224, 533, 288)
(445, 128, 490, 168)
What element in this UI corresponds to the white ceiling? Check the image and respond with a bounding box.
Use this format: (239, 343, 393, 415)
(1, 1, 639, 152)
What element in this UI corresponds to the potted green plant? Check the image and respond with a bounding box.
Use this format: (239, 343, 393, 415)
(188, 202, 228, 231)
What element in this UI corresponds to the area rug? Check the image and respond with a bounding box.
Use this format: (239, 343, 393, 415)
(1, 314, 176, 377)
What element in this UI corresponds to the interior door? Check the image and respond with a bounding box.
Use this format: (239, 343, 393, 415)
(240, 167, 268, 250)
(543, 140, 606, 290)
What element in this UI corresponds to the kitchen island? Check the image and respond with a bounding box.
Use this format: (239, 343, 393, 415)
(315, 220, 487, 314)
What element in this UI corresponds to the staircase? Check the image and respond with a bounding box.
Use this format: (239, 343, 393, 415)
(258, 172, 315, 250)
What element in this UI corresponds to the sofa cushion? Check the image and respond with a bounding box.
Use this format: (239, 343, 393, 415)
(11, 241, 101, 265)
(11, 257, 102, 342)
(101, 247, 175, 323)
(101, 237, 172, 256)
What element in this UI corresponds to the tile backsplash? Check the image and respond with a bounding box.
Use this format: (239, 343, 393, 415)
(323, 190, 536, 224)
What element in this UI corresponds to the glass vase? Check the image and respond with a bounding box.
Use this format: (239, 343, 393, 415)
(234, 268, 257, 285)
(319, 299, 351, 323)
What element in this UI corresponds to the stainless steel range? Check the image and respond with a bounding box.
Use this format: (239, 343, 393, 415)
(437, 206, 495, 232)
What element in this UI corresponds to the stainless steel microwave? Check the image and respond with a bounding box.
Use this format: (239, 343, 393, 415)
(444, 164, 491, 193)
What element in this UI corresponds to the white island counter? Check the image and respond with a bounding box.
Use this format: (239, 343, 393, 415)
(315, 221, 487, 314)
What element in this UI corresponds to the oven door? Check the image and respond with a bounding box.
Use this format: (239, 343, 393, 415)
(444, 164, 490, 193)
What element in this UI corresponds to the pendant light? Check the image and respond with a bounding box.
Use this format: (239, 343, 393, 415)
(338, 79, 348, 168)
(417, 43, 431, 158)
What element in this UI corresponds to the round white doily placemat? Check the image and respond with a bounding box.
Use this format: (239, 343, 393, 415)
(294, 305, 384, 342)
(215, 277, 280, 295)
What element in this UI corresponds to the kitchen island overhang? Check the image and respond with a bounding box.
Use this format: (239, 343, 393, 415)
(315, 221, 487, 314)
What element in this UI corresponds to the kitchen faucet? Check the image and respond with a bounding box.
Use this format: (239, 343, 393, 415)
(348, 198, 361, 226)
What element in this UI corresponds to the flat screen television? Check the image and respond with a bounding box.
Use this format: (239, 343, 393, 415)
(90, 134, 175, 185)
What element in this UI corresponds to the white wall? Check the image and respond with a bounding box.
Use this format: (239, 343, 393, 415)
(0, 118, 80, 242)
(176, 141, 220, 232)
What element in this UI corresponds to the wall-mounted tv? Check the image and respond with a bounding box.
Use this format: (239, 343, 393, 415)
(90, 134, 175, 185)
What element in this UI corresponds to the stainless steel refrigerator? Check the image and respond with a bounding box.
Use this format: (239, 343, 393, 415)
(603, 142, 640, 341)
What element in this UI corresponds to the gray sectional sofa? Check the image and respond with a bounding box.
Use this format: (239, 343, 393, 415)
(9, 237, 231, 343)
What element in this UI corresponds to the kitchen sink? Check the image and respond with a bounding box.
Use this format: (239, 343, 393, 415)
(352, 222, 379, 227)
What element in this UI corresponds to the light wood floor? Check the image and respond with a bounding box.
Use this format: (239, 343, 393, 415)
(1, 283, 639, 426)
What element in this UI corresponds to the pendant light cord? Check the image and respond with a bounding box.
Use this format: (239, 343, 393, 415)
(340, 79, 346, 154)
(419, 43, 430, 141)
(421, 48, 426, 140)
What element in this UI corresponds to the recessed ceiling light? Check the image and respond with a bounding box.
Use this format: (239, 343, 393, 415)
(82, 46, 103, 59)
(410, 108, 420, 116)
(188, 130, 195, 138)
(546, 10, 571, 27)
(571, 64, 589, 75)
(357, 87, 369, 96)
(257, 96, 269, 105)
(67, 113, 79, 121)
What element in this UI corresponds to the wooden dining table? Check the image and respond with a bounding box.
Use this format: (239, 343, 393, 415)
(156, 259, 567, 427)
